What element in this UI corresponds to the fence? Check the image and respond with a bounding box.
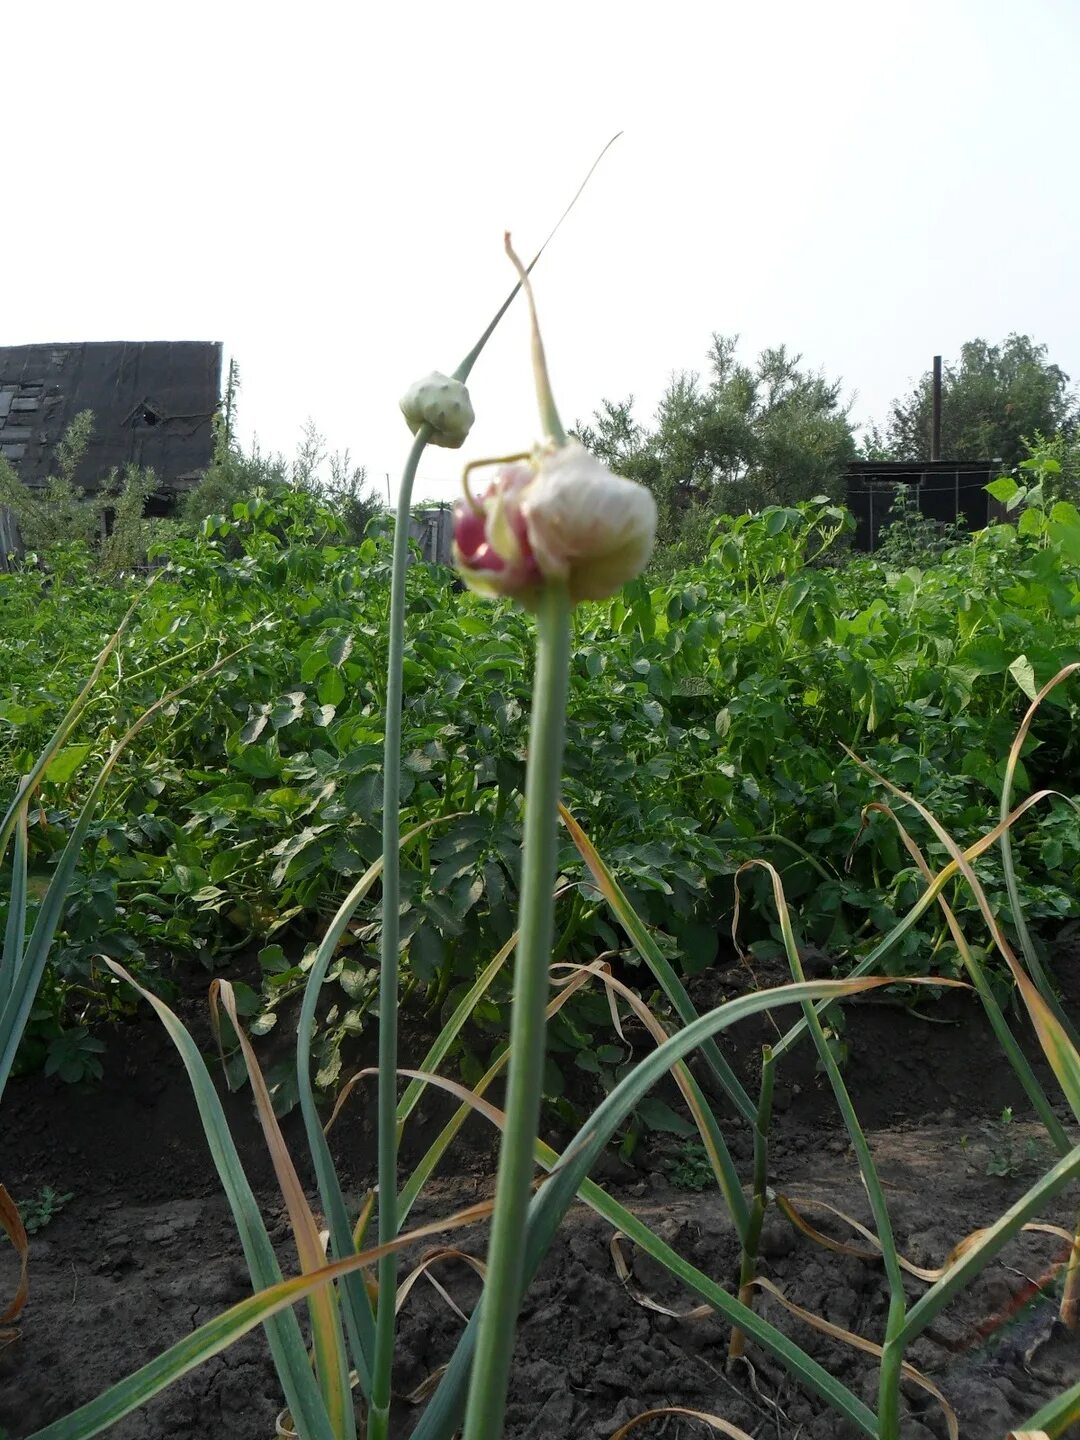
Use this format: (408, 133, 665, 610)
(844, 459, 1000, 551)
(408, 505, 454, 566)
(0, 506, 21, 571)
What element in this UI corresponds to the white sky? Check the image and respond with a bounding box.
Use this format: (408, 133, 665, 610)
(4, 0, 1078, 505)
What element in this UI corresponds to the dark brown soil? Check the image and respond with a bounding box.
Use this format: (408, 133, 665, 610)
(2, 953, 1080, 1440)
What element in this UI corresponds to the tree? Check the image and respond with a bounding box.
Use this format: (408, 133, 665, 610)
(577, 334, 855, 567)
(871, 335, 1078, 470)
(183, 402, 379, 543)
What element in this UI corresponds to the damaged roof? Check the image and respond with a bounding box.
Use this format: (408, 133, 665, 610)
(0, 341, 223, 493)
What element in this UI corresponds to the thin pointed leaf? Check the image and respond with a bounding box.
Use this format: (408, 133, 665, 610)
(772, 784, 1073, 1062)
(1011, 1378, 1080, 1439)
(23, 1200, 496, 1440)
(397, 927, 520, 1133)
(215, 981, 354, 1440)
(998, 663, 1080, 1051)
(388, 963, 602, 1223)
(751, 1276, 958, 1440)
(899, 1144, 1080, 1346)
(105, 963, 335, 1440)
(859, 799, 1070, 1153)
(843, 745, 1080, 1124)
(453, 135, 622, 384)
(560, 804, 756, 1123)
(360, 1060, 878, 1440)
(295, 813, 467, 1395)
(0, 794, 28, 1011)
(415, 977, 900, 1440)
(735, 858, 921, 1313)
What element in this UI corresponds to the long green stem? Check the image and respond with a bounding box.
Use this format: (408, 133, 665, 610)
(369, 426, 431, 1440)
(461, 582, 572, 1440)
(727, 1045, 774, 1367)
(751, 861, 908, 1440)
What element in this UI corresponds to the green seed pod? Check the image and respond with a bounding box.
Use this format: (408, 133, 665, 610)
(399, 371, 475, 449)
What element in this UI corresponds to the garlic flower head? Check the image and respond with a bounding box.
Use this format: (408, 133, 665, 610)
(453, 440, 655, 605)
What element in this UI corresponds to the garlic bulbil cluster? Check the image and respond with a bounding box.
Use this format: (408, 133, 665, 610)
(399, 372, 475, 449)
(453, 440, 656, 605)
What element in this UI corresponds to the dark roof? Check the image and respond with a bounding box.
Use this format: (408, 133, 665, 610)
(0, 341, 222, 493)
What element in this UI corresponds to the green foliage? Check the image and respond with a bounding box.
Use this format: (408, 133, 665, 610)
(988, 435, 1080, 549)
(3, 487, 1080, 1098)
(184, 407, 379, 545)
(870, 334, 1078, 470)
(984, 1105, 1048, 1179)
(5, 1185, 73, 1237)
(665, 1139, 715, 1191)
(0, 412, 101, 551)
(577, 336, 855, 569)
(0, 412, 176, 578)
(875, 484, 969, 569)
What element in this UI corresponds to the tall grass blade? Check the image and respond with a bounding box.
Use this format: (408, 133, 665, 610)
(387, 1060, 878, 1440)
(898, 1142, 1080, 1346)
(397, 923, 520, 1134)
(998, 662, 1080, 1050)
(727, 1046, 773, 1364)
(735, 858, 910, 1439)
(1010, 1377, 1080, 1439)
(857, 800, 1070, 1153)
(295, 814, 465, 1397)
(751, 1276, 958, 1440)
(214, 981, 354, 1440)
(560, 803, 756, 1123)
(390, 957, 749, 1236)
(0, 793, 28, 1012)
(23, 1200, 496, 1440)
(104, 963, 335, 1440)
(414, 976, 904, 1440)
(771, 786, 1065, 1062)
(388, 961, 604, 1225)
(845, 747, 1080, 1122)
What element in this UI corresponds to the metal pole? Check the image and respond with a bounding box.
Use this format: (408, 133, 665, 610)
(931, 355, 943, 461)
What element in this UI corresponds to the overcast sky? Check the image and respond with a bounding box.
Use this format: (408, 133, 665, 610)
(5, 1, 1077, 504)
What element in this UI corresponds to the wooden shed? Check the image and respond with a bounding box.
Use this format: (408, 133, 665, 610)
(0, 340, 222, 510)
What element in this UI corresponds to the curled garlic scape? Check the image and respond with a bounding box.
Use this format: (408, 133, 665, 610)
(452, 236, 655, 605)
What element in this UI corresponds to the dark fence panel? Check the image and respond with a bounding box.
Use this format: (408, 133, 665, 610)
(0, 505, 21, 571)
(845, 459, 999, 551)
(409, 505, 453, 566)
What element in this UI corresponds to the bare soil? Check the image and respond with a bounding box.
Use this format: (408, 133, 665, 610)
(2, 951, 1080, 1440)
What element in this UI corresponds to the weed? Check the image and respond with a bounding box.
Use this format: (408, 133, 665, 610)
(665, 1141, 715, 1191)
(8, 1185, 73, 1238)
(985, 1105, 1049, 1179)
